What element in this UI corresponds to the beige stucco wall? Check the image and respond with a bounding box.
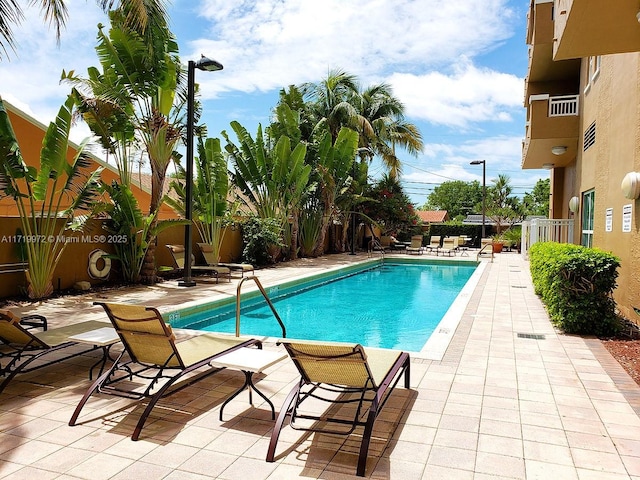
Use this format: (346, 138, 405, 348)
(574, 53, 640, 321)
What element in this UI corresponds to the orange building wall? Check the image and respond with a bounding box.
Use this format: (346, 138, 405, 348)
(1, 101, 177, 220)
(0, 100, 232, 298)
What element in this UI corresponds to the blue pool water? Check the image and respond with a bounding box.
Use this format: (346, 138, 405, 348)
(176, 260, 477, 352)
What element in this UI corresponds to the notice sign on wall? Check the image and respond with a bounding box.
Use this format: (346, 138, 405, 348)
(605, 208, 613, 232)
(622, 204, 633, 233)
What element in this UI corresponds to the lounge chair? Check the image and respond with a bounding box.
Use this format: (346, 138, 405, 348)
(197, 243, 255, 277)
(405, 235, 424, 255)
(166, 244, 231, 282)
(426, 235, 441, 254)
(0, 310, 113, 394)
(438, 236, 459, 256)
(266, 339, 411, 477)
(69, 302, 262, 440)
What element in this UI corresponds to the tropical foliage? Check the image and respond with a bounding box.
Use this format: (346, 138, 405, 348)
(423, 180, 483, 220)
(485, 174, 523, 233)
(166, 137, 234, 265)
(363, 174, 421, 239)
(0, 96, 102, 298)
(62, 8, 182, 282)
(98, 181, 184, 283)
(224, 105, 311, 261)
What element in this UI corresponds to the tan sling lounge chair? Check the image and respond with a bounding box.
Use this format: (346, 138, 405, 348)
(0, 310, 113, 394)
(426, 235, 441, 254)
(266, 339, 410, 477)
(166, 244, 232, 282)
(405, 235, 424, 255)
(438, 236, 459, 256)
(69, 302, 261, 440)
(197, 243, 255, 277)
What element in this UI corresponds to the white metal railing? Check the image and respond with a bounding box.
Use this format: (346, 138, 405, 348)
(521, 218, 575, 258)
(549, 95, 579, 117)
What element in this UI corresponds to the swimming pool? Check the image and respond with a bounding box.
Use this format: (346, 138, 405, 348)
(171, 258, 480, 353)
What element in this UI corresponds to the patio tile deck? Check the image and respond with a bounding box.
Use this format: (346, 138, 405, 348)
(1, 251, 639, 478)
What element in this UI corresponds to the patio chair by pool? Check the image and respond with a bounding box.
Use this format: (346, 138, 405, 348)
(166, 244, 231, 282)
(266, 339, 411, 477)
(438, 236, 459, 256)
(69, 302, 261, 440)
(426, 235, 441, 254)
(197, 243, 255, 277)
(405, 235, 424, 255)
(0, 311, 112, 394)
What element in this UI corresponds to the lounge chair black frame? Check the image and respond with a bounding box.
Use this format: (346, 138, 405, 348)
(0, 311, 113, 395)
(266, 340, 411, 477)
(69, 302, 261, 440)
(166, 244, 232, 282)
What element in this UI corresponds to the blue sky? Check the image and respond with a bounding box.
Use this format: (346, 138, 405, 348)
(0, 0, 546, 206)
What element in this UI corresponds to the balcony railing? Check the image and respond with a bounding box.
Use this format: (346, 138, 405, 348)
(548, 95, 579, 117)
(521, 218, 575, 258)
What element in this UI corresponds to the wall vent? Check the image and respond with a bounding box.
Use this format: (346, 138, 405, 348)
(584, 121, 596, 151)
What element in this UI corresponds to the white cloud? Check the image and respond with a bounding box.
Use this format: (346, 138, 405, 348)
(191, 0, 517, 97)
(390, 60, 524, 128)
(0, 1, 106, 128)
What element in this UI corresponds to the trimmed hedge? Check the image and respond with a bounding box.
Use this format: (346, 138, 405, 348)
(429, 224, 484, 246)
(529, 242, 620, 336)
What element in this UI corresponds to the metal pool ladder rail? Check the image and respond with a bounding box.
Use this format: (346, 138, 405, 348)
(476, 243, 494, 262)
(236, 276, 287, 338)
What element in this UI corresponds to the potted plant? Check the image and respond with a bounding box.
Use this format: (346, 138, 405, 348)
(501, 227, 522, 253)
(492, 234, 505, 253)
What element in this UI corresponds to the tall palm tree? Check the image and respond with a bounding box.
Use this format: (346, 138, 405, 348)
(0, 0, 168, 60)
(301, 70, 423, 178)
(356, 83, 424, 178)
(63, 8, 181, 283)
(300, 69, 362, 142)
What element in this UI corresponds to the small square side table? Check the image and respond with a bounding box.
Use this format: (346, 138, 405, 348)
(211, 347, 287, 420)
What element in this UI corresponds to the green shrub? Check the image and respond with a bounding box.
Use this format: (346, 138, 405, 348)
(529, 242, 620, 336)
(241, 216, 284, 266)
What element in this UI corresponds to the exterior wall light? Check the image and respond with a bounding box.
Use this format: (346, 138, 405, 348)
(621, 171, 640, 199)
(569, 196, 580, 213)
(551, 146, 567, 155)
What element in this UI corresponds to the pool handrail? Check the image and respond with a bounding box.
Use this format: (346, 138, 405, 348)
(476, 243, 494, 262)
(236, 276, 287, 338)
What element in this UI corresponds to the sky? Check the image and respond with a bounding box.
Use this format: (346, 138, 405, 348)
(0, 0, 546, 206)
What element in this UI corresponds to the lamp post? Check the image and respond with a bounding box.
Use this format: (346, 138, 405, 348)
(349, 161, 357, 255)
(470, 160, 486, 240)
(179, 55, 223, 287)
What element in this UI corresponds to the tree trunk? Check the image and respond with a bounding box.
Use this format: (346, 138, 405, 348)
(290, 215, 299, 260)
(140, 169, 164, 284)
(313, 213, 331, 257)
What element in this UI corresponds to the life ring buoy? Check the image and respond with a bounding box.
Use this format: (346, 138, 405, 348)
(88, 249, 111, 280)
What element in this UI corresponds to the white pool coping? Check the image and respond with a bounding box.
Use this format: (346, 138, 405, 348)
(416, 260, 487, 360)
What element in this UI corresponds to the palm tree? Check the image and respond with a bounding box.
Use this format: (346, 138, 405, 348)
(63, 9, 181, 283)
(0, 0, 169, 60)
(300, 69, 362, 142)
(486, 174, 522, 233)
(356, 83, 424, 178)
(301, 70, 423, 179)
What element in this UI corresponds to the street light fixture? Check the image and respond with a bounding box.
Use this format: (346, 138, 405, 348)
(179, 55, 223, 288)
(470, 160, 486, 240)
